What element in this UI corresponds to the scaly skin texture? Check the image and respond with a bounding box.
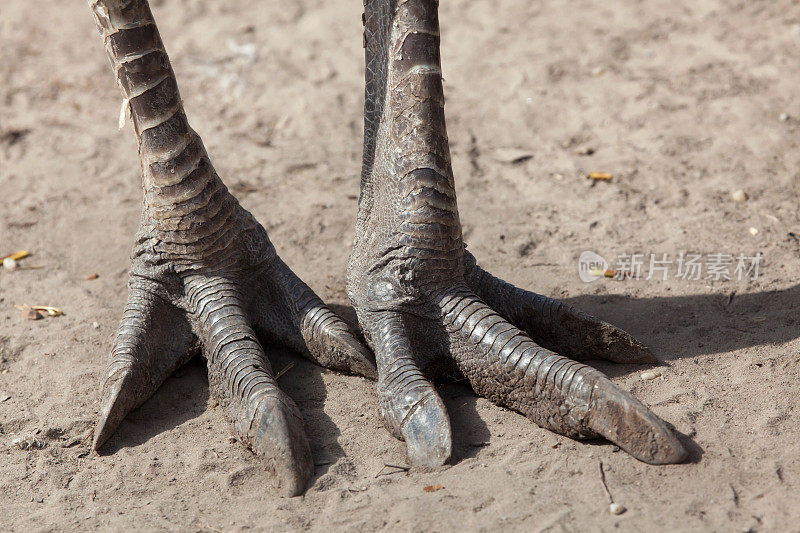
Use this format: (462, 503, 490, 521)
(87, 0, 376, 497)
(347, 0, 687, 466)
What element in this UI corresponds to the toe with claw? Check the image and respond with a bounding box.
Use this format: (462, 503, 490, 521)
(347, 0, 687, 467)
(88, 0, 375, 496)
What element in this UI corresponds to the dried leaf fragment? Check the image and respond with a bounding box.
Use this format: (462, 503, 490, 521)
(274, 362, 295, 380)
(587, 172, 612, 180)
(588, 268, 625, 279)
(423, 484, 444, 492)
(118, 98, 131, 130)
(30, 305, 63, 317)
(0, 250, 29, 262)
(15, 305, 63, 319)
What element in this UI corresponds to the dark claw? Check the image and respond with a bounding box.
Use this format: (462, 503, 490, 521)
(400, 392, 452, 467)
(93, 368, 135, 451)
(234, 389, 314, 496)
(587, 379, 687, 464)
(368, 311, 452, 466)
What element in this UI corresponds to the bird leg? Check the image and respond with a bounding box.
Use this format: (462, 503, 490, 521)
(88, 0, 376, 496)
(347, 0, 686, 466)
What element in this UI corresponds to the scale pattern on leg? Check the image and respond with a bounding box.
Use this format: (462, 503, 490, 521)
(463, 251, 657, 364)
(436, 289, 686, 464)
(185, 275, 313, 496)
(366, 311, 451, 466)
(388, 1, 462, 287)
(254, 259, 377, 380)
(90, 0, 252, 267)
(349, 0, 463, 309)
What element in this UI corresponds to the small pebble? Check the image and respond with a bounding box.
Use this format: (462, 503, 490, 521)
(609, 503, 627, 515)
(0, 393, 10, 402)
(749, 227, 759, 236)
(641, 370, 661, 381)
(3, 258, 17, 271)
(13, 435, 44, 450)
(780, 113, 790, 122)
(732, 190, 748, 203)
(92, 322, 100, 329)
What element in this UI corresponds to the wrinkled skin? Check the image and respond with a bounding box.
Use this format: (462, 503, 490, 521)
(346, 0, 686, 467)
(88, 0, 375, 497)
(87, 0, 685, 498)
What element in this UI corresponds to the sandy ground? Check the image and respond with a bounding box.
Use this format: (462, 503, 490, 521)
(2, 0, 800, 530)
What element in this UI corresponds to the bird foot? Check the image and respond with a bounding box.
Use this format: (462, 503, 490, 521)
(92, 209, 375, 497)
(349, 0, 686, 468)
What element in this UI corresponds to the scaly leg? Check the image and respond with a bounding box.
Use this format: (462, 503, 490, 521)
(347, 0, 686, 466)
(88, 0, 375, 496)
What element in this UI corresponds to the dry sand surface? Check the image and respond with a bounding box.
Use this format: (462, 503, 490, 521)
(2, 0, 800, 530)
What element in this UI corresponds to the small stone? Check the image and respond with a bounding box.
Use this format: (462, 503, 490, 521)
(609, 503, 627, 515)
(749, 227, 759, 236)
(732, 190, 748, 203)
(92, 322, 100, 329)
(591, 66, 605, 76)
(780, 113, 790, 122)
(3, 258, 17, 271)
(641, 370, 661, 381)
(13, 435, 44, 450)
(575, 146, 596, 156)
(0, 393, 10, 402)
